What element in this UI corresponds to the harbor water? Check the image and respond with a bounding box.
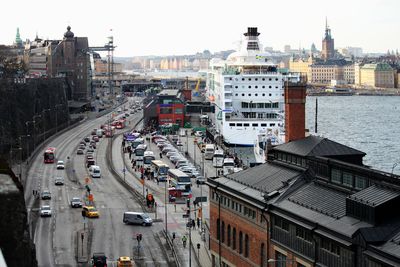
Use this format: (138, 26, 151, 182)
(231, 96, 400, 175)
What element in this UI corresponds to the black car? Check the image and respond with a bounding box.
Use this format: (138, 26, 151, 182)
(84, 137, 90, 142)
(92, 252, 107, 267)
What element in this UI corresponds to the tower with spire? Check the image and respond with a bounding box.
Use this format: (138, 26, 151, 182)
(321, 17, 334, 60)
(14, 27, 23, 48)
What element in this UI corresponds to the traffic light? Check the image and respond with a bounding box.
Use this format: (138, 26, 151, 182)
(186, 198, 190, 208)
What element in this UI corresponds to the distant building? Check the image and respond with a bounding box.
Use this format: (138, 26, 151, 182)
(310, 59, 353, 84)
(359, 63, 395, 88)
(93, 52, 123, 76)
(321, 19, 335, 60)
(24, 26, 92, 101)
(289, 56, 314, 81)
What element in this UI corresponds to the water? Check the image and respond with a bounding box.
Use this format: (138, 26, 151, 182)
(233, 96, 400, 175)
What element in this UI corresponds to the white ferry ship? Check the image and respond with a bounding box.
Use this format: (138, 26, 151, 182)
(207, 27, 300, 150)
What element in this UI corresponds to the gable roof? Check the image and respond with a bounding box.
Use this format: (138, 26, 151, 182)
(273, 135, 366, 157)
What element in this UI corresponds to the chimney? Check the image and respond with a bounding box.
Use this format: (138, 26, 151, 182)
(285, 76, 307, 142)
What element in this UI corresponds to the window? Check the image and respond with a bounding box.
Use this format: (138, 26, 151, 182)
(174, 108, 183, 114)
(252, 123, 258, 127)
(269, 93, 272, 96)
(262, 78, 265, 81)
(232, 228, 236, 249)
(239, 231, 243, 254)
(235, 86, 238, 88)
(255, 78, 258, 81)
(262, 93, 265, 96)
(275, 217, 289, 231)
(227, 225, 231, 247)
(245, 234, 249, 257)
(248, 86, 252, 88)
(331, 168, 341, 184)
(255, 86, 258, 89)
(255, 93, 258, 96)
(355, 175, 367, 190)
(221, 221, 225, 243)
(296, 227, 312, 243)
(342, 172, 353, 187)
(269, 86, 272, 88)
(242, 93, 245, 96)
(242, 78, 245, 81)
(261, 123, 267, 127)
(257, 103, 264, 108)
(275, 251, 287, 267)
(262, 86, 265, 88)
(160, 107, 172, 114)
(248, 94, 251, 96)
(244, 123, 249, 127)
(237, 123, 243, 127)
(235, 93, 238, 96)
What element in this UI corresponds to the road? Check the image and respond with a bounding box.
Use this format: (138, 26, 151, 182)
(25, 98, 170, 267)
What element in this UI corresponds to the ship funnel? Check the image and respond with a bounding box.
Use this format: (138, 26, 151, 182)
(244, 27, 260, 37)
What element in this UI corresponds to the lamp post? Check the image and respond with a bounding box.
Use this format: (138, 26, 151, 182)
(391, 162, 400, 177)
(42, 109, 51, 145)
(25, 121, 34, 155)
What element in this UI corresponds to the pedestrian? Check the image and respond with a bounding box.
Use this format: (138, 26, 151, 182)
(182, 235, 187, 248)
(197, 217, 200, 229)
(192, 219, 196, 229)
(159, 152, 162, 159)
(174, 203, 177, 212)
(33, 190, 35, 196)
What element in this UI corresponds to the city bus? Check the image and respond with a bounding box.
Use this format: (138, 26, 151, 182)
(131, 138, 144, 150)
(212, 150, 224, 168)
(223, 157, 235, 175)
(143, 151, 155, 171)
(44, 147, 56, 163)
(151, 160, 169, 182)
(168, 169, 191, 196)
(204, 144, 215, 160)
(134, 144, 147, 162)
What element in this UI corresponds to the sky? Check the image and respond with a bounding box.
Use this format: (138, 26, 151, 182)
(2, 0, 399, 57)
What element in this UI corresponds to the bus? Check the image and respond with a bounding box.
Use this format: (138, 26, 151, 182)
(204, 144, 215, 160)
(168, 169, 191, 191)
(131, 138, 144, 150)
(212, 150, 224, 168)
(44, 147, 56, 163)
(223, 157, 235, 175)
(134, 144, 147, 162)
(143, 151, 155, 171)
(151, 160, 169, 182)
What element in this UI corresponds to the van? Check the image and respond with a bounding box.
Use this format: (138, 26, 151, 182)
(96, 129, 103, 138)
(123, 212, 153, 226)
(89, 165, 101, 178)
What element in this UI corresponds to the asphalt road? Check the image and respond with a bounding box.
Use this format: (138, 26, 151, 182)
(25, 97, 171, 267)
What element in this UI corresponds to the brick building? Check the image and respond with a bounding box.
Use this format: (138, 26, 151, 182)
(208, 132, 400, 267)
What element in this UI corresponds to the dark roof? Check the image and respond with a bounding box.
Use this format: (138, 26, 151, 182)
(273, 135, 366, 157)
(348, 185, 400, 208)
(359, 225, 400, 243)
(311, 59, 351, 66)
(227, 162, 302, 194)
(288, 183, 347, 219)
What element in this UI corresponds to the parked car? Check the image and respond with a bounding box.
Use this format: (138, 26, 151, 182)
(40, 205, 52, 217)
(91, 252, 107, 267)
(93, 136, 99, 142)
(56, 160, 65, 169)
(84, 137, 91, 142)
(70, 197, 82, 208)
(41, 190, 51, 200)
(54, 176, 64, 185)
(87, 147, 95, 153)
(176, 141, 183, 146)
(82, 206, 99, 218)
(77, 149, 84, 155)
(91, 129, 97, 135)
(196, 176, 206, 184)
(117, 256, 133, 267)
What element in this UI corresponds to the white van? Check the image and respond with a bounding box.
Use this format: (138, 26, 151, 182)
(96, 129, 103, 138)
(123, 212, 153, 226)
(89, 165, 101, 178)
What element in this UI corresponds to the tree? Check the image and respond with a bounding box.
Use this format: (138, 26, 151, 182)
(0, 45, 26, 78)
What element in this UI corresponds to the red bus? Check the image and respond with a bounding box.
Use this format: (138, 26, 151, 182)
(115, 119, 126, 129)
(44, 147, 56, 163)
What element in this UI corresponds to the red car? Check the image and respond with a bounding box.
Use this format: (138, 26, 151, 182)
(93, 136, 99, 142)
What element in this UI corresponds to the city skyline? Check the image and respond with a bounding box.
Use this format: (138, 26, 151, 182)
(1, 0, 399, 57)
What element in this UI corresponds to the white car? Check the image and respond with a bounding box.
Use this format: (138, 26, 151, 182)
(56, 160, 65, 169)
(55, 176, 64, 185)
(40, 205, 52, 217)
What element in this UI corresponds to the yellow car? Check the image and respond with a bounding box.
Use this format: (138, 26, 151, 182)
(82, 206, 99, 218)
(117, 256, 133, 267)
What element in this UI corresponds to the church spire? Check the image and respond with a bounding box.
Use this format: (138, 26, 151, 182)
(15, 27, 22, 47)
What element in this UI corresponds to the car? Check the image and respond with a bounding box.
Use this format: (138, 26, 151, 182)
(93, 136, 99, 142)
(70, 197, 82, 208)
(170, 156, 184, 164)
(84, 137, 91, 142)
(40, 205, 52, 217)
(124, 113, 130, 117)
(166, 151, 179, 158)
(56, 160, 65, 169)
(162, 147, 175, 154)
(91, 252, 107, 267)
(77, 149, 84, 155)
(171, 135, 179, 143)
(55, 176, 64, 185)
(79, 144, 86, 150)
(176, 141, 183, 146)
(130, 110, 135, 114)
(87, 147, 95, 153)
(41, 190, 51, 200)
(82, 206, 99, 218)
(80, 141, 86, 147)
(91, 129, 97, 135)
(196, 176, 206, 184)
(117, 256, 133, 267)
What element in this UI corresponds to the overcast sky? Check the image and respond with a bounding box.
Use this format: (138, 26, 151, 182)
(2, 0, 399, 57)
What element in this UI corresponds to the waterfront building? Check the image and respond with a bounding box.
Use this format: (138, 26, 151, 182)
(289, 56, 314, 81)
(310, 59, 353, 85)
(359, 63, 395, 88)
(207, 135, 400, 267)
(321, 18, 335, 60)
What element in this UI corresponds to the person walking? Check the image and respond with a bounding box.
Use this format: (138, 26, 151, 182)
(182, 235, 187, 248)
(197, 217, 200, 229)
(159, 152, 163, 159)
(192, 219, 196, 230)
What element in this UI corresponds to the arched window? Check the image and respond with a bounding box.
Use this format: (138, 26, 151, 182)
(221, 221, 225, 243)
(233, 228, 236, 249)
(260, 243, 265, 267)
(239, 231, 243, 254)
(216, 219, 220, 240)
(245, 234, 249, 257)
(227, 225, 231, 247)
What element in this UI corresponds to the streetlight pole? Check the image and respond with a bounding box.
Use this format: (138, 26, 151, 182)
(25, 121, 34, 156)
